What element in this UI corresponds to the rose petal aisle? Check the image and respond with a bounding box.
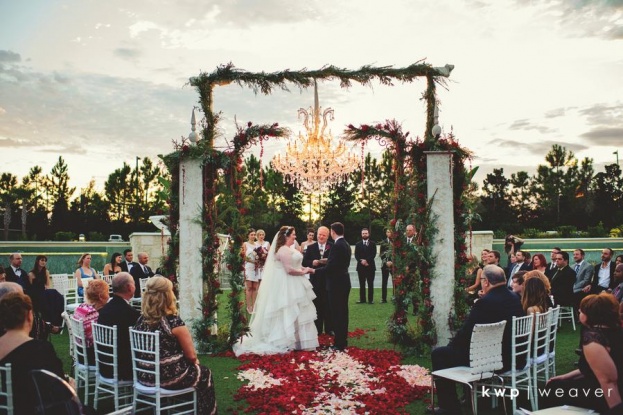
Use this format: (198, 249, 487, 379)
(235, 346, 431, 414)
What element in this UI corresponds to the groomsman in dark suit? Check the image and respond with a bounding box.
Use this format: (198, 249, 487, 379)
(310, 222, 351, 351)
(129, 252, 155, 297)
(545, 247, 562, 279)
(5, 253, 28, 289)
(583, 248, 617, 294)
(120, 249, 136, 273)
(550, 251, 576, 307)
(96, 272, 140, 380)
(303, 226, 333, 335)
(354, 228, 377, 304)
(379, 229, 393, 303)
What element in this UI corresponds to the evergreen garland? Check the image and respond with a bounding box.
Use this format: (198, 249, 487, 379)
(161, 61, 451, 352)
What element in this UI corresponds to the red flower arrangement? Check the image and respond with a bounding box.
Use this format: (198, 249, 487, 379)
(254, 246, 268, 272)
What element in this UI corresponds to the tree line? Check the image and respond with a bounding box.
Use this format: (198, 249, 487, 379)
(2, 144, 622, 242)
(477, 144, 623, 237)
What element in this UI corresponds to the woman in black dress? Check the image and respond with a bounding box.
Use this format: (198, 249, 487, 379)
(0, 292, 68, 414)
(543, 293, 623, 412)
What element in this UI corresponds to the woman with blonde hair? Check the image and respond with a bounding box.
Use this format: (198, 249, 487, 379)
(74, 253, 99, 297)
(255, 229, 270, 282)
(242, 228, 259, 313)
(73, 279, 109, 365)
(133, 276, 217, 415)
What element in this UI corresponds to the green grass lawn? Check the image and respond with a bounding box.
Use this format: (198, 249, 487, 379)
(51, 289, 581, 414)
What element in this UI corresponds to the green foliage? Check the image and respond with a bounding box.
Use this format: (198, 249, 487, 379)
(54, 231, 74, 241)
(87, 231, 106, 241)
(587, 222, 608, 237)
(557, 225, 577, 238)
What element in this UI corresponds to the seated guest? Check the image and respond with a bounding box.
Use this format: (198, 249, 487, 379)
(134, 276, 217, 414)
(0, 292, 68, 414)
(1, 282, 50, 339)
(103, 252, 123, 276)
(27, 255, 62, 334)
(521, 278, 551, 315)
(97, 272, 140, 380)
(430, 265, 524, 414)
(74, 253, 99, 298)
(616, 255, 623, 266)
(0, 265, 6, 282)
(531, 253, 548, 274)
(129, 252, 155, 298)
(73, 279, 109, 365)
(543, 293, 623, 413)
(612, 264, 623, 299)
(510, 270, 527, 297)
(550, 251, 576, 307)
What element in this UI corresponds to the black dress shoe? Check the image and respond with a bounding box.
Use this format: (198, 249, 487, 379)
(356, 301, 366, 304)
(381, 300, 387, 303)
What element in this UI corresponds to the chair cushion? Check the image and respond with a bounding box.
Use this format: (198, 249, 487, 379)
(432, 366, 495, 383)
(134, 382, 195, 397)
(98, 376, 132, 386)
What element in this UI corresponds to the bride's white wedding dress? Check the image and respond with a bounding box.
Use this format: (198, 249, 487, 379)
(233, 243, 319, 356)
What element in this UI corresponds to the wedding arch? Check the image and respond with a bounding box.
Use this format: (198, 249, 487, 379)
(160, 62, 472, 353)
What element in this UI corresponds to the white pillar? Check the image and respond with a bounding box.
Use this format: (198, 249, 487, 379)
(425, 151, 455, 346)
(178, 159, 204, 334)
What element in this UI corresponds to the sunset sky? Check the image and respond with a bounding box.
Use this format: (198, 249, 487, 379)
(1, 0, 622, 193)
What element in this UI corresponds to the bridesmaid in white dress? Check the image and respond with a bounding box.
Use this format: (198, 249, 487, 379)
(233, 226, 319, 356)
(255, 229, 270, 282)
(242, 229, 259, 314)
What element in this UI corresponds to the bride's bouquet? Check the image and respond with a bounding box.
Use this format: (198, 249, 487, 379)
(254, 246, 268, 271)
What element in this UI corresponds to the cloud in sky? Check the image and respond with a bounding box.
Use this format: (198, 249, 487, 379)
(1, 0, 623, 190)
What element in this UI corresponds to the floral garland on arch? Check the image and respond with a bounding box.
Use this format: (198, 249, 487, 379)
(343, 122, 472, 353)
(409, 131, 473, 334)
(160, 121, 287, 353)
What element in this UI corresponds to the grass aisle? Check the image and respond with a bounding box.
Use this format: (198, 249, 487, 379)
(51, 289, 580, 414)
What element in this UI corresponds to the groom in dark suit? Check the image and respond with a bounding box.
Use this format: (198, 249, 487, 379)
(310, 222, 351, 351)
(96, 272, 140, 380)
(302, 226, 333, 335)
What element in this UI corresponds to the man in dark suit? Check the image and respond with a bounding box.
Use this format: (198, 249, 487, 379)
(354, 228, 377, 304)
(302, 226, 333, 335)
(545, 247, 562, 279)
(430, 265, 524, 414)
(379, 229, 393, 303)
(119, 249, 136, 273)
(129, 252, 155, 297)
(506, 250, 532, 288)
(583, 248, 617, 294)
(310, 222, 351, 351)
(5, 253, 28, 289)
(550, 251, 576, 307)
(96, 272, 140, 380)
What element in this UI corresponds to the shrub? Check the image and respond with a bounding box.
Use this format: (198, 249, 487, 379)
(88, 231, 106, 241)
(54, 231, 75, 241)
(557, 225, 577, 238)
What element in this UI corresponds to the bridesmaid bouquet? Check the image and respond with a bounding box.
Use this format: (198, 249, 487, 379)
(254, 246, 268, 271)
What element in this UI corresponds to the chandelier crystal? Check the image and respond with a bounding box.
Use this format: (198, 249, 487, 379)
(272, 80, 360, 193)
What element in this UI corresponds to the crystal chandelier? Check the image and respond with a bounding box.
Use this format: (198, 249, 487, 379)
(272, 80, 360, 193)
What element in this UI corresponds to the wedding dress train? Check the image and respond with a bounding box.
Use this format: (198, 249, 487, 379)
(233, 243, 318, 356)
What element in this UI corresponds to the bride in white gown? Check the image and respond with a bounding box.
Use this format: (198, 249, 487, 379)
(233, 226, 319, 356)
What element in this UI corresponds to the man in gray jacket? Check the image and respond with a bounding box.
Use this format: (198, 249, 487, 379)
(572, 248, 593, 310)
